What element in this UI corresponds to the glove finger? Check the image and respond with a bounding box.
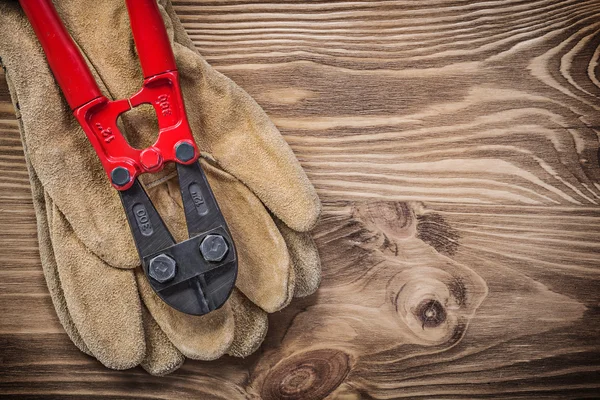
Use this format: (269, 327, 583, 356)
(172, 42, 321, 233)
(201, 158, 296, 312)
(227, 289, 268, 358)
(48, 200, 145, 370)
(275, 219, 322, 298)
(140, 306, 185, 376)
(135, 268, 234, 360)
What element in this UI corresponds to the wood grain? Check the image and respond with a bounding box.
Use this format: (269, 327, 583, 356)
(1, 0, 600, 398)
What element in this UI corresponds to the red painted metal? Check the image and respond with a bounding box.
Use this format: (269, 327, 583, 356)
(125, 0, 177, 79)
(20, 0, 199, 190)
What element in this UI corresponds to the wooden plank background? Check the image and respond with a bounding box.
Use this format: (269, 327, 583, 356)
(1, 0, 600, 398)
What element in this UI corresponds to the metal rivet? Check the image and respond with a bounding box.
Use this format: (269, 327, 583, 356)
(111, 167, 130, 187)
(175, 142, 195, 162)
(200, 234, 229, 262)
(148, 254, 177, 283)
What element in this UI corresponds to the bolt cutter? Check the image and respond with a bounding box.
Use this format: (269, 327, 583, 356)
(20, 0, 237, 315)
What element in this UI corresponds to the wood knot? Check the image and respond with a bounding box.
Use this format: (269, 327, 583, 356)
(356, 202, 415, 238)
(353, 202, 416, 254)
(416, 212, 460, 255)
(261, 349, 351, 400)
(390, 266, 474, 345)
(415, 299, 446, 328)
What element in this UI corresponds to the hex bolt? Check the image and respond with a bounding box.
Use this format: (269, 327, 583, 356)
(148, 254, 177, 283)
(175, 142, 195, 162)
(200, 234, 229, 262)
(140, 148, 162, 170)
(111, 167, 130, 187)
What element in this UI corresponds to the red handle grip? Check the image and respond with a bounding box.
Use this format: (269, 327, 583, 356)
(125, 0, 177, 78)
(19, 0, 103, 110)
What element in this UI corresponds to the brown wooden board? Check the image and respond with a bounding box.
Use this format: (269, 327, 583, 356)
(1, 1, 599, 398)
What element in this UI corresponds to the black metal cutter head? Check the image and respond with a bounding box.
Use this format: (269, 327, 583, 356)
(120, 161, 237, 315)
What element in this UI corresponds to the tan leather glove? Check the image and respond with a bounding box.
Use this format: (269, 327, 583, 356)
(0, 0, 321, 375)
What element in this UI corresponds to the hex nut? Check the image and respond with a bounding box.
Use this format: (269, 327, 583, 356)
(111, 166, 130, 187)
(175, 142, 195, 162)
(140, 148, 162, 170)
(148, 254, 177, 283)
(200, 234, 229, 262)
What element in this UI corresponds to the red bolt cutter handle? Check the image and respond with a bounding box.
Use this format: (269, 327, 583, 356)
(125, 0, 177, 79)
(20, 0, 199, 190)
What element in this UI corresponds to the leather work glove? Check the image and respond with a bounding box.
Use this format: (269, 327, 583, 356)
(0, 0, 321, 375)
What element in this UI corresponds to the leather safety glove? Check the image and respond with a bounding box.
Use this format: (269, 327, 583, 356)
(0, 0, 321, 375)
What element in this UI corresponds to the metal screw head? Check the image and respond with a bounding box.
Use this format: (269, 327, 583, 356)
(148, 254, 177, 283)
(175, 142, 195, 162)
(111, 167, 130, 187)
(200, 234, 229, 262)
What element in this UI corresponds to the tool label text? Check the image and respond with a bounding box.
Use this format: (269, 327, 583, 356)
(95, 123, 115, 143)
(189, 183, 209, 216)
(156, 94, 172, 117)
(133, 203, 154, 236)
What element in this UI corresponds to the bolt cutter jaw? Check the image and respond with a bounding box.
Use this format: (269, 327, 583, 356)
(120, 161, 237, 316)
